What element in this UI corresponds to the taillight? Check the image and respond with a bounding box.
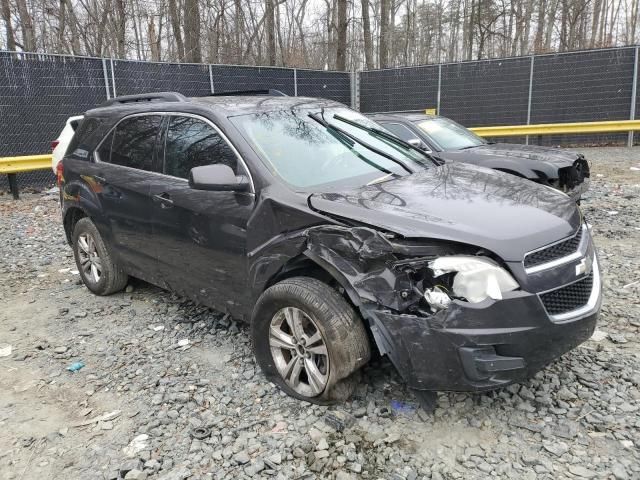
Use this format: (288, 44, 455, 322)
(56, 161, 64, 186)
(52, 140, 60, 150)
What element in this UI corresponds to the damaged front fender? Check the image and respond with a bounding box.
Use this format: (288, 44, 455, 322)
(250, 224, 598, 392)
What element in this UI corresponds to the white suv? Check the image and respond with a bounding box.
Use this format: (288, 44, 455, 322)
(52, 115, 84, 173)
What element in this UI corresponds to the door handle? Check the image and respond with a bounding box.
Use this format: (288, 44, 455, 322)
(153, 192, 174, 208)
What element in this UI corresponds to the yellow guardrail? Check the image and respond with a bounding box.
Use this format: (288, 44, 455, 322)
(470, 120, 640, 137)
(0, 154, 52, 199)
(0, 154, 52, 174)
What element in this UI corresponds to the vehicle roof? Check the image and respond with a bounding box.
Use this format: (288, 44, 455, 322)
(86, 95, 344, 118)
(367, 112, 438, 123)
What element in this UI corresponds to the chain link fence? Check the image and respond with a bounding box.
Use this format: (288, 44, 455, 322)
(4, 46, 640, 192)
(0, 52, 352, 191)
(359, 45, 640, 147)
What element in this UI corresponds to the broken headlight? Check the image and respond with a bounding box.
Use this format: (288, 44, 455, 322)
(426, 256, 519, 306)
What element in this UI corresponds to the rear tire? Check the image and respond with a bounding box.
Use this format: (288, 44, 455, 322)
(251, 277, 370, 404)
(72, 217, 128, 295)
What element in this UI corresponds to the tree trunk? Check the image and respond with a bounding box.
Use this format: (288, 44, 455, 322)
(58, 0, 66, 52)
(335, 0, 347, 70)
(168, 0, 184, 60)
(265, 0, 276, 65)
(183, 0, 201, 62)
(466, 0, 475, 60)
(1, 0, 15, 51)
(544, 0, 558, 50)
(361, 0, 373, 69)
(15, 0, 36, 51)
(533, 0, 547, 52)
(234, 0, 242, 63)
(114, 0, 126, 57)
(379, 0, 390, 67)
(149, 18, 160, 61)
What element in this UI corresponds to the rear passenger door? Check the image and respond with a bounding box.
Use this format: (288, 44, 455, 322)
(149, 114, 255, 315)
(92, 114, 163, 278)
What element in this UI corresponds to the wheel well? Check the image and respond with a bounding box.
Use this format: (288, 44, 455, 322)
(266, 257, 336, 291)
(264, 256, 379, 357)
(63, 207, 87, 245)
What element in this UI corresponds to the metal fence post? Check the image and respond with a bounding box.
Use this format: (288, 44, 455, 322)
(526, 55, 534, 145)
(294, 68, 298, 96)
(436, 64, 442, 114)
(629, 47, 638, 147)
(102, 58, 111, 99)
(209, 64, 215, 94)
(351, 69, 360, 111)
(110, 58, 117, 97)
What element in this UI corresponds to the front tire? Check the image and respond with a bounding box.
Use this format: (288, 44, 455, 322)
(72, 217, 128, 296)
(251, 277, 371, 404)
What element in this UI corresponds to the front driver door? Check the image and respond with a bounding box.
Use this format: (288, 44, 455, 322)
(149, 114, 255, 316)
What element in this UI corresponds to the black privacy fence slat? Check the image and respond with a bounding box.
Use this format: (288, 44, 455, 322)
(112, 60, 212, 97)
(0, 52, 351, 190)
(295, 70, 352, 104)
(0, 52, 106, 157)
(359, 45, 640, 147)
(531, 49, 636, 145)
(210, 65, 296, 96)
(440, 57, 531, 127)
(359, 65, 439, 113)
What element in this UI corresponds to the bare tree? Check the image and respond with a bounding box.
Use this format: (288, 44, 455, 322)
(379, 0, 391, 67)
(5, 0, 640, 72)
(335, 0, 347, 70)
(265, 0, 276, 65)
(15, 0, 36, 50)
(1, 0, 16, 50)
(183, 0, 201, 62)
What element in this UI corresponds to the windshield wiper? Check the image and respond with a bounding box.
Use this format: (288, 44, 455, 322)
(308, 113, 414, 174)
(458, 144, 482, 150)
(332, 114, 439, 166)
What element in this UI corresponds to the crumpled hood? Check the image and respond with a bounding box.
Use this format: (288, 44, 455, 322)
(446, 142, 579, 167)
(309, 163, 581, 261)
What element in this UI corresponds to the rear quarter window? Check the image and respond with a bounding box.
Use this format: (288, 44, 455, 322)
(65, 118, 99, 161)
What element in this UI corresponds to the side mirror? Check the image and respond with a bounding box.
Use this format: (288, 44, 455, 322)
(189, 164, 250, 192)
(407, 138, 433, 153)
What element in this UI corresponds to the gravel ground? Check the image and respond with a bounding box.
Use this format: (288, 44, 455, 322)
(1, 146, 639, 480)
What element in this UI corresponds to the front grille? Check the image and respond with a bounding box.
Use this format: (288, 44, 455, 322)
(540, 272, 594, 316)
(524, 226, 582, 269)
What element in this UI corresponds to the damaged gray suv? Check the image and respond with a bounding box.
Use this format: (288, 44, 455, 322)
(60, 92, 601, 405)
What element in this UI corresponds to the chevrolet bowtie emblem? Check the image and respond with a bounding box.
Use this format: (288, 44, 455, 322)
(575, 257, 588, 276)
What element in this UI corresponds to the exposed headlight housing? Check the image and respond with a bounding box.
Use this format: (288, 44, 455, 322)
(427, 256, 519, 304)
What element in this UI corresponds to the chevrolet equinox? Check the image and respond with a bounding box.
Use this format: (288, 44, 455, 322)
(58, 92, 601, 404)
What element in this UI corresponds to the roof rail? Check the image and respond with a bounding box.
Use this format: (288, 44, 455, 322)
(210, 89, 288, 97)
(100, 92, 187, 108)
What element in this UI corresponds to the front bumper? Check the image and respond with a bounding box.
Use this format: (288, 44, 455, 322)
(364, 260, 601, 392)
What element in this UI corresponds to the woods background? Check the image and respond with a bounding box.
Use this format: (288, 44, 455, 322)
(2, 0, 640, 70)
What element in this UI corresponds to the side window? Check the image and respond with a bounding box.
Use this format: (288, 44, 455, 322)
(98, 115, 163, 172)
(164, 116, 239, 179)
(382, 122, 419, 142)
(96, 130, 114, 163)
(66, 118, 98, 160)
